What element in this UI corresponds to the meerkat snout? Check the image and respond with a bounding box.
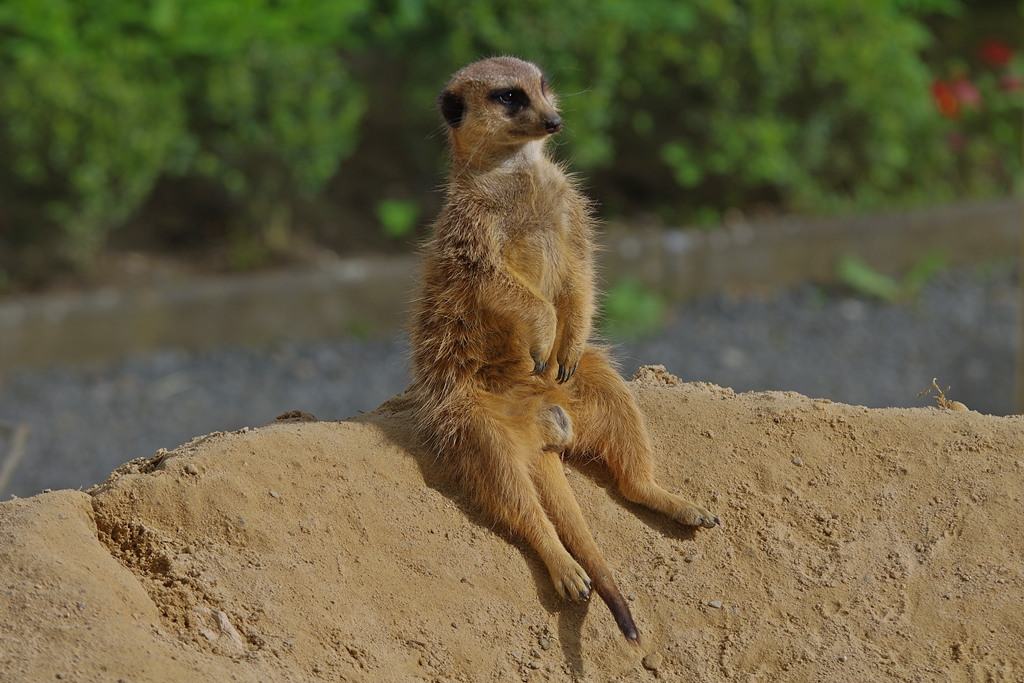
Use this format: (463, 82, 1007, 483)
(543, 114, 562, 134)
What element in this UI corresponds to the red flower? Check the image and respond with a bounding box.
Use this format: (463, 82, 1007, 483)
(979, 39, 1014, 67)
(949, 77, 982, 110)
(931, 79, 959, 118)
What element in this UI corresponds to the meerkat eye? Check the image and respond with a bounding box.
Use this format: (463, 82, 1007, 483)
(489, 88, 529, 114)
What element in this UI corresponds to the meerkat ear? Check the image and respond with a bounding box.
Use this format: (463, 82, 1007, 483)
(438, 90, 467, 129)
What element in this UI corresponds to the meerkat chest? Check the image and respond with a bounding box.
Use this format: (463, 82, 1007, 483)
(502, 192, 571, 302)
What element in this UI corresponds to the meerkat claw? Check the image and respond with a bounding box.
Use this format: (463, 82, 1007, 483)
(555, 564, 593, 601)
(534, 359, 548, 375)
(697, 515, 720, 528)
(556, 361, 579, 383)
(675, 504, 721, 528)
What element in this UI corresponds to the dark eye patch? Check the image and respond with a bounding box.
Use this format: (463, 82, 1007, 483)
(489, 88, 530, 115)
(438, 90, 467, 128)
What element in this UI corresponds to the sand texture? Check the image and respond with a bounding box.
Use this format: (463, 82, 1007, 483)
(2, 366, 1023, 682)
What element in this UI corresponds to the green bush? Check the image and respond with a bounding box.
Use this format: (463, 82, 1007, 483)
(0, 0, 1018, 285)
(379, 0, 977, 218)
(0, 0, 367, 276)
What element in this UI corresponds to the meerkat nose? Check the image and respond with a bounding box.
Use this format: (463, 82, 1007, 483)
(544, 115, 563, 134)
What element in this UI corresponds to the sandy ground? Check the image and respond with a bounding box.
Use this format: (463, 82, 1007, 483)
(2, 366, 1023, 682)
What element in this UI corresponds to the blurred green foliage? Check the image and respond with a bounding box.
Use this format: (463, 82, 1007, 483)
(600, 277, 667, 339)
(0, 0, 368, 274)
(836, 249, 947, 301)
(837, 255, 902, 301)
(0, 0, 1019, 285)
(383, 0, 973, 216)
(375, 199, 420, 238)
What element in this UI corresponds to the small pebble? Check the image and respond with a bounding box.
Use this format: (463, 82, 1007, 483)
(792, 457, 803, 467)
(628, 594, 636, 601)
(538, 637, 550, 651)
(708, 600, 723, 609)
(270, 491, 280, 499)
(184, 464, 199, 475)
(641, 652, 663, 671)
(684, 554, 697, 563)
(451, 621, 458, 628)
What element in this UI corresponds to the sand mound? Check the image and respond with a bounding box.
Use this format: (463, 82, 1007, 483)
(2, 366, 1023, 682)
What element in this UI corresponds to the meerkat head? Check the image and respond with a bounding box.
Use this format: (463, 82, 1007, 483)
(437, 57, 562, 166)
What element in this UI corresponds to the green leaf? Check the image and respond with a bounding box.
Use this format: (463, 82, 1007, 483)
(902, 249, 948, 294)
(660, 141, 704, 189)
(375, 199, 420, 238)
(601, 277, 666, 339)
(836, 255, 900, 301)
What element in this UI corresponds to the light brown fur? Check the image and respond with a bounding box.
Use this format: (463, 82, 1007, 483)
(409, 57, 718, 641)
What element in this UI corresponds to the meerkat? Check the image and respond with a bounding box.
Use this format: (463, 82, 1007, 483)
(409, 56, 719, 642)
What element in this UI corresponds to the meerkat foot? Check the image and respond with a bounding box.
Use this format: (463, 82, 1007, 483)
(674, 502, 721, 529)
(551, 560, 592, 601)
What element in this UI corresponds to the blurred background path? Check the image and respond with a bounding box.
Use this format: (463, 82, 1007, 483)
(1, 263, 1014, 498)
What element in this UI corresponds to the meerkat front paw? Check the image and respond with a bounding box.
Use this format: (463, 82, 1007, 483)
(674, 503, 721, 529)
(551, 560, 592, 602)
(555, 337, 584, 384)
(530, 326, 556, 376)
(556, 360, 579, 383)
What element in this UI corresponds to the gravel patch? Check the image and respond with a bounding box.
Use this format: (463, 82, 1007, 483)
(619, 264, 1017, 416)
(0, 265, 1016, 498)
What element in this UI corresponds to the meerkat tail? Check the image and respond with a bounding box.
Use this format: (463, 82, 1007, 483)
(587, 570, 639, 643)
(532, 451, 641, 642)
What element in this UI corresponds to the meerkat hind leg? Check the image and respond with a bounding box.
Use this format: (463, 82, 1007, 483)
(567, 349, 720, 528)
(460, 408, 593, 601)
(532, 449, 640, 641)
